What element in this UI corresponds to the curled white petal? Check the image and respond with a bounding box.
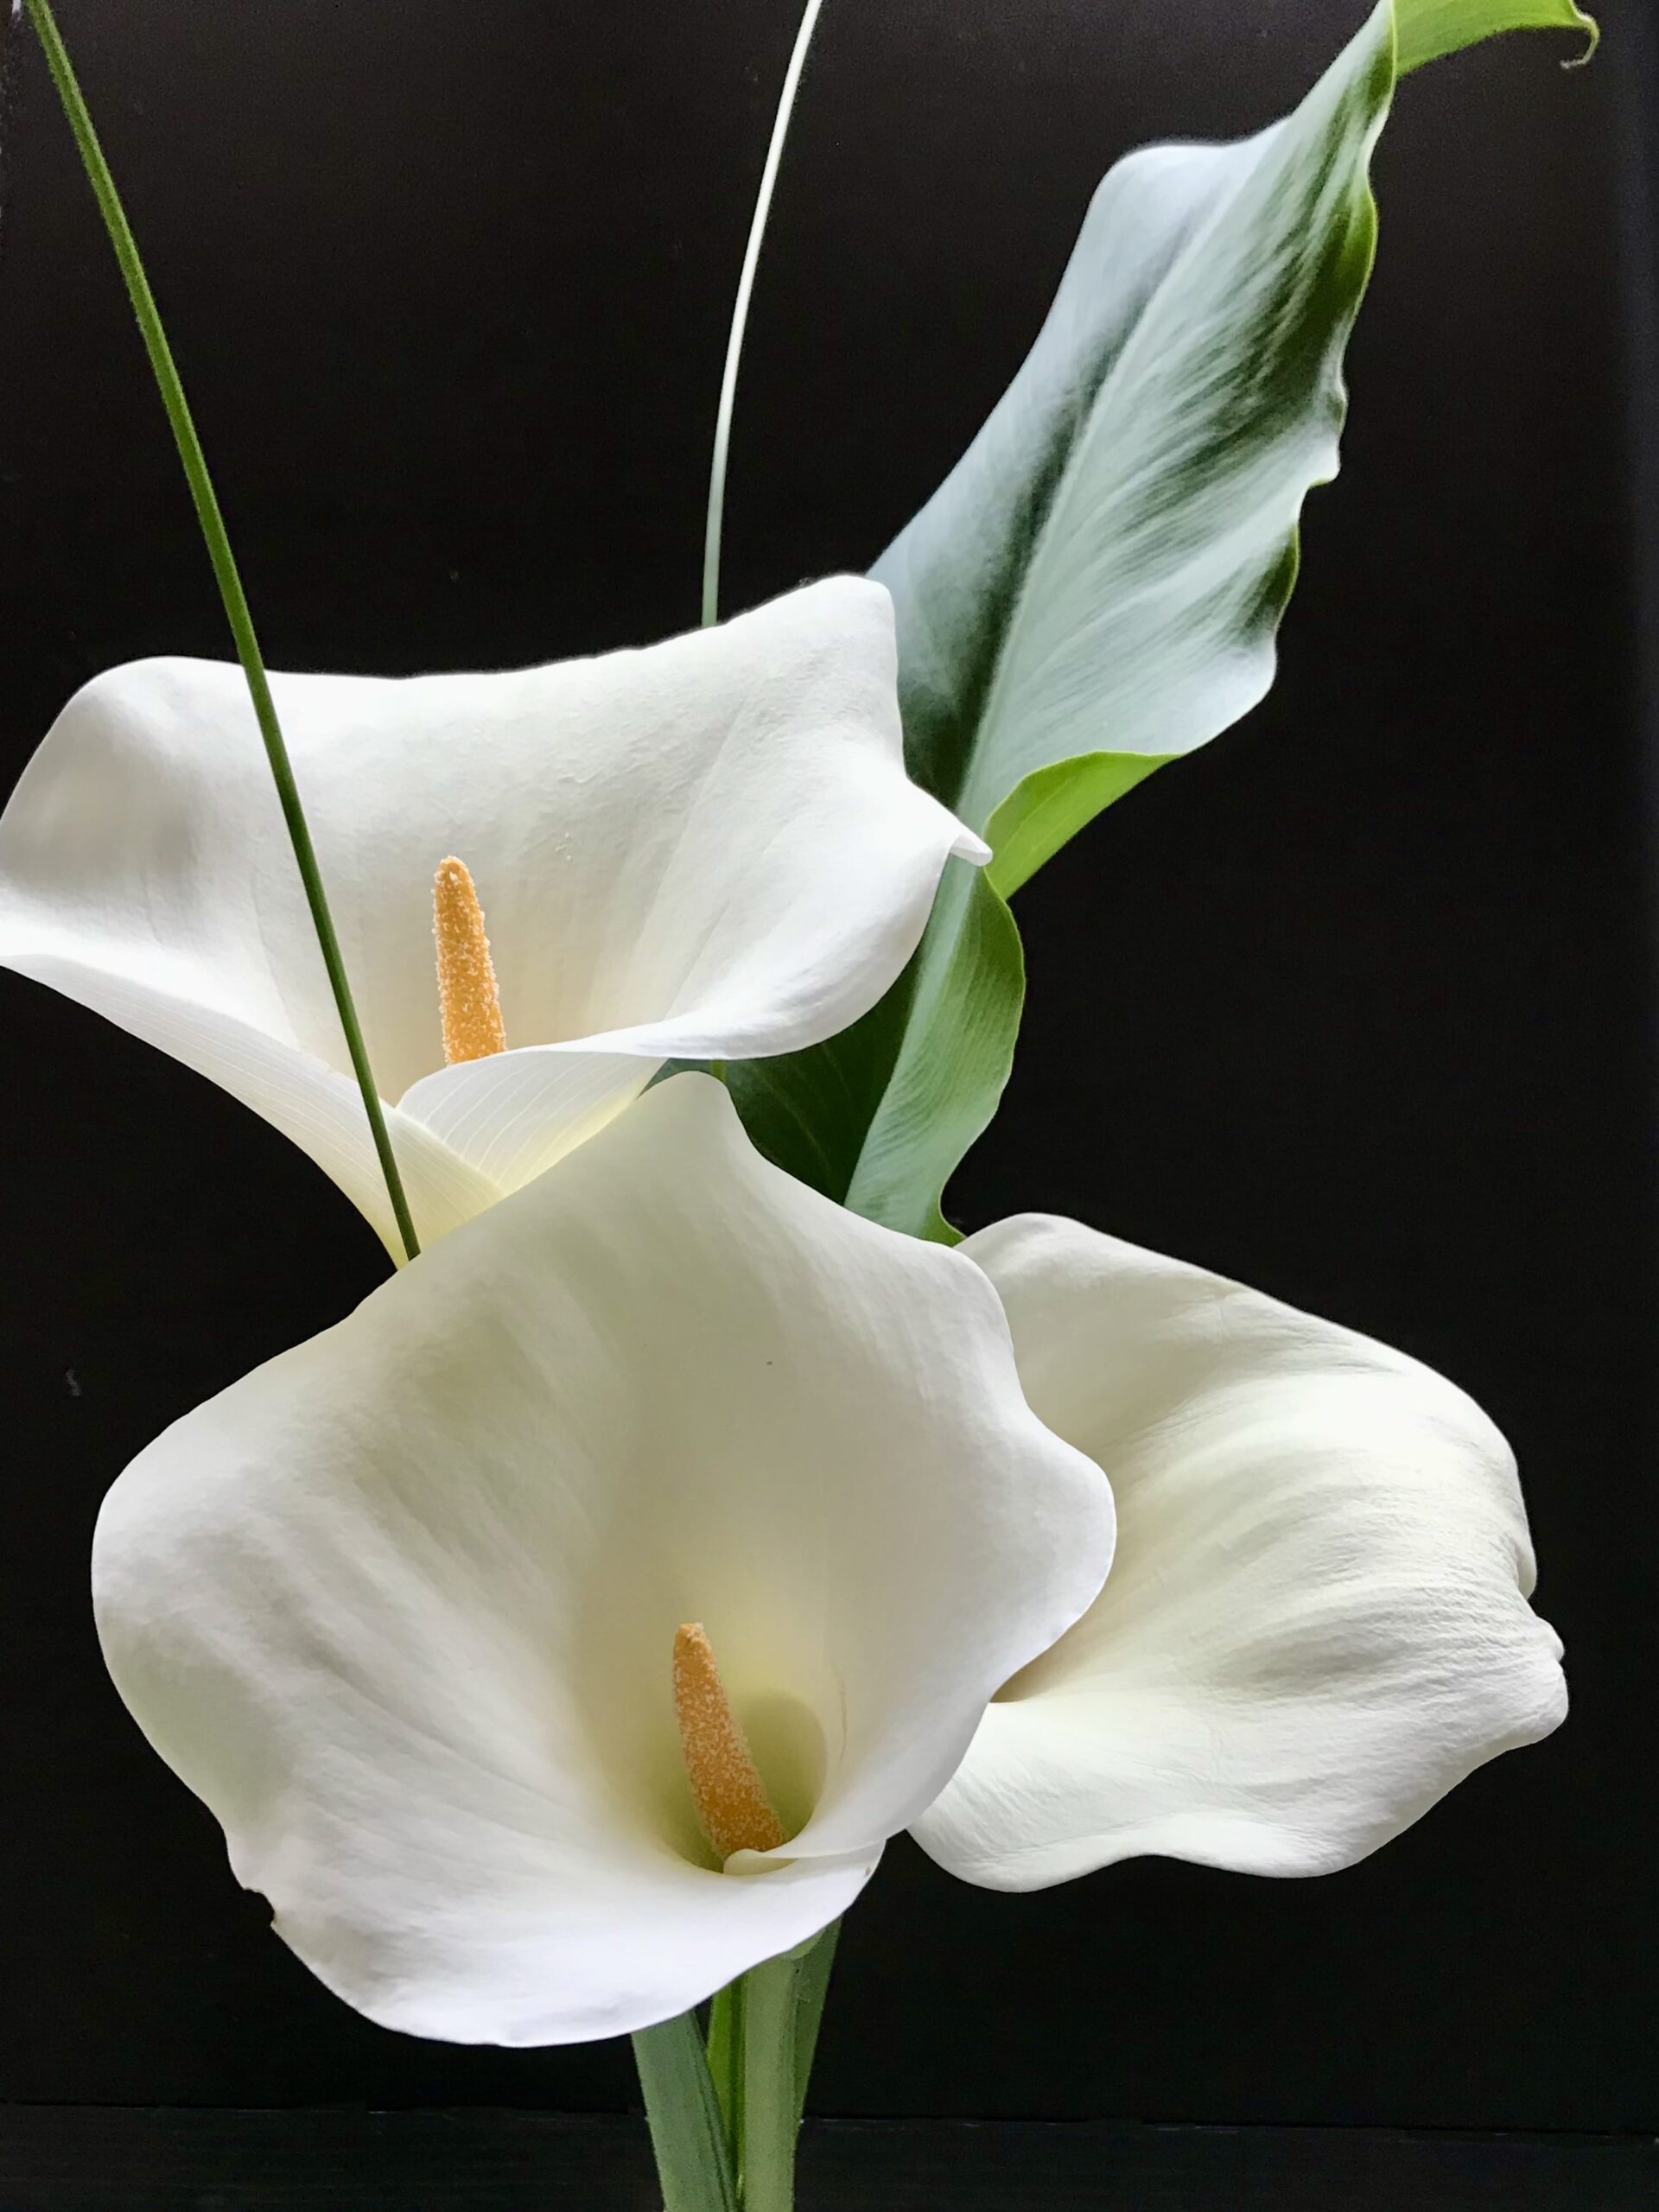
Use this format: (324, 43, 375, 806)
(0, 580, 983, 1251)
(912, 1216, 1566, 1892)
(93, 1081, 1109, 2043)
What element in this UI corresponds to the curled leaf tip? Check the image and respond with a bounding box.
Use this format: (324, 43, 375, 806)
(1563, 8, 1599, 67)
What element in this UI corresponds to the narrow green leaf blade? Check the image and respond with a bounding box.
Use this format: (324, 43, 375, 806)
(843, 868, 1024, 1242)
(705, 1983, 742, 2169)
(721, 954, 920, 1205)
(721, 861, 1021, 1234)
(632, 2014, 740, 2212)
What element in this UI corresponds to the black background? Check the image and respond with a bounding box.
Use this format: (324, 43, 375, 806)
(0, 0, 1651, 2148)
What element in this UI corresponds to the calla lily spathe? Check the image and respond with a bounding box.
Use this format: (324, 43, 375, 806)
(0, 578, 985, 1257)
(91, 1077, 1113, 2045)
(912, 1217, 1567, 1891)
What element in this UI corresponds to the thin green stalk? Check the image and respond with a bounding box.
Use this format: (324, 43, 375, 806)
(702, 0, 827, 627)
(22, 0, 421, 1264)
(633, 2012, 741, 2212)
(738, 1948, 810, 2212)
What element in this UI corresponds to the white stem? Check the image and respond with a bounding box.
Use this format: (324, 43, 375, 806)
(702, 0, 828, 628)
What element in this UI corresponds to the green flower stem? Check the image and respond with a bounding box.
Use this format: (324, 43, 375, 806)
(22, 0, 422, 1266)
(709, 1919, 837, 2207)
(739, 1937, 844, 2212)
(634, 2013, 741, 2212)
(737, 1955, 797, 2212)
(701, 0, 826, 627)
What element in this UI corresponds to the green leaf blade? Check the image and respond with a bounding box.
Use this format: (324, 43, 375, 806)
(723, 862, 1023, 1241)
(1395, 0, 1597, 74)
(632, 2013, 741, 2212)
(987, 752, 1174, 902)
(873, 3, 1394, 862)
(729, 0, 1590, 1241)
(842, 868, 1024, 1243)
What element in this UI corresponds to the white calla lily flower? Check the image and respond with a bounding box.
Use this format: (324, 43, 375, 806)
(912, 1216, 1566, 1891)
(92, 1078, 1112, 2045)
(0, 578, 984, 1257)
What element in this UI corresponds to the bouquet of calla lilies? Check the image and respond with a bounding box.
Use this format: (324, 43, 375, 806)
(2, 0, 1593, 2205)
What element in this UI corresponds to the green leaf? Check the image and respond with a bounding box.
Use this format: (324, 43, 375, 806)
(1395, 0, 1597, 73)
(874, 12, 1385, 865)
(841, 868, 1023, 1240)
(632, 2013, 741, 2212)
(726, 867, 1021, 1236)
(719, 958, 919, 1213)
(730, 0, 1590, 1233)
(704, 1983, 741, 2169)
(987, 751, 1170, 902)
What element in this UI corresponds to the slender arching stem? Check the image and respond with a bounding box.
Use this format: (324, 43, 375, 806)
(702, 0, 827, 628)
(20, 0, 423, 1265)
